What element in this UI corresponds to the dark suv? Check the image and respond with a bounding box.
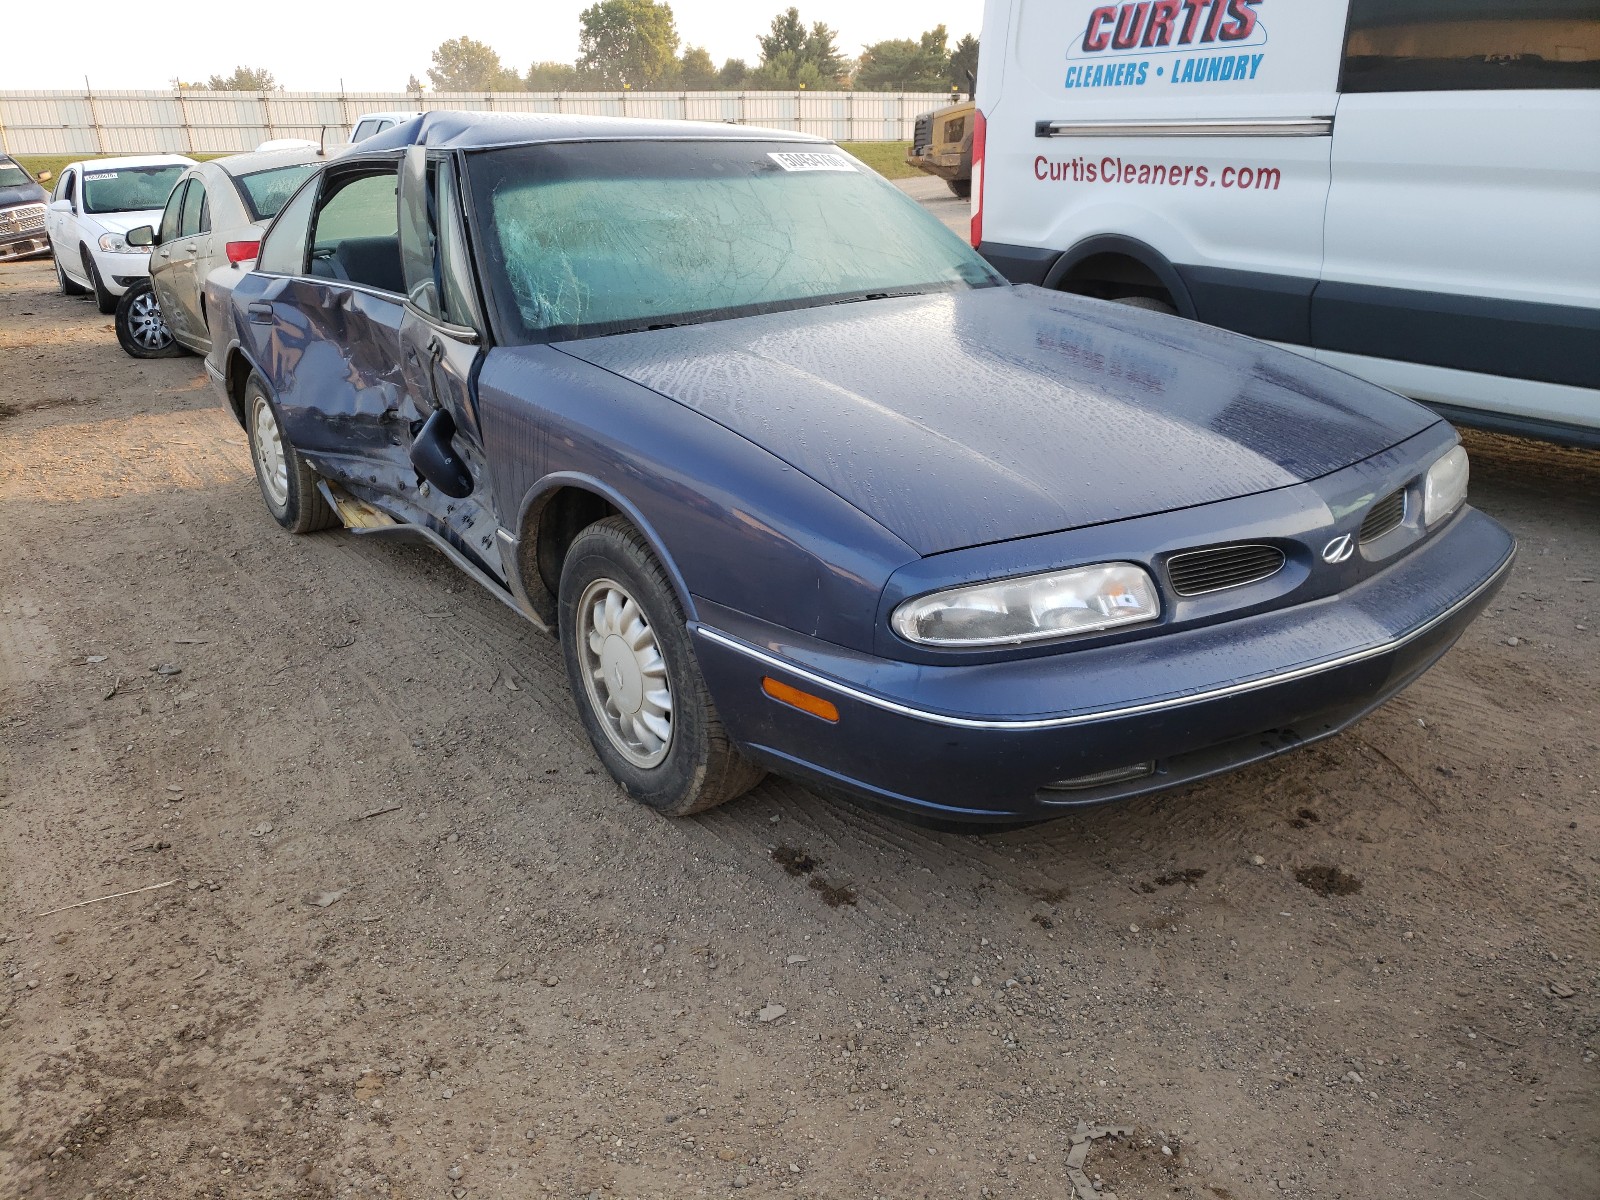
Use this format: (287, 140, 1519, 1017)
(0, 156, 50, 261)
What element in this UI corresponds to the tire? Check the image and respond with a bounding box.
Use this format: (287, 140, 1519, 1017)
(243, 372, 337, 534)
(56, 252, 89, 296)
(115, 281, 185, 359)
(947, 177, 972, 200)
(81, 247, 117, 314)
(1109, 294, 1177, 316)
(559, 516, 765, 816)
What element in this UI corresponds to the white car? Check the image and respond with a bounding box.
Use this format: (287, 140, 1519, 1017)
(116, 148, 321, 358)
(45, 154, 194, 313)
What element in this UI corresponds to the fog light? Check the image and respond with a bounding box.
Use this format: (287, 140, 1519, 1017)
(1039, 762, 1155, 793)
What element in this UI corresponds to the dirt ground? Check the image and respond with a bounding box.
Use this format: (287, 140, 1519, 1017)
(1, 257, 1596, 1200)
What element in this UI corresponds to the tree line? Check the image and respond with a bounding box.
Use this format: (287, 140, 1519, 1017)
(194, 5, 979, 96)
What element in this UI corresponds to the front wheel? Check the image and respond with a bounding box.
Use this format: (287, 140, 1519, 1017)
(115, 281, 185, 358)
(244, 373, 337, 534)
(81, 247, 117, 315)
(559, 517, 764, 816)
(947, 177, 972, 199)
(55, 251, 89, 296)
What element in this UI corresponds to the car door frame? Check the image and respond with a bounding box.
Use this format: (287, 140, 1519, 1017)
(392, 143, 507, 582)
(149, 174, 195, 341)
(168, 169, 213, 340)
(48, 167, 81, 277)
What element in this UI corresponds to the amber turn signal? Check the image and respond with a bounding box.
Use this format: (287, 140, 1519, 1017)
(761, 677, 840, 723)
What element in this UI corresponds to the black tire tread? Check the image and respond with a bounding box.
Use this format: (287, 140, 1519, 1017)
(56, 254, 89, 296)
(82, 247, 117, 315)
(114, 282, 185, 359)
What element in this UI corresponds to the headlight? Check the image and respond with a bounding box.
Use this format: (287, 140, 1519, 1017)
(1423, 446, 1469, 526)
(98, 232, 147, 254)
(892, 563, 1161, 648)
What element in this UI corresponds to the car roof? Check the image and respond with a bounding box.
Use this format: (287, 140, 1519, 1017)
(354, 111, 421, 122)
(65, 154, 196, 171)
(356, 110, 828, 153)
(204, 148, 326, 176)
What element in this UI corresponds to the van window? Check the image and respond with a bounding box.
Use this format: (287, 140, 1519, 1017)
(1343, 0, 1600, 93)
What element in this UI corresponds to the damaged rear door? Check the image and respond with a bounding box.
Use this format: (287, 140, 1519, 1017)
(242, 159, 420, 496)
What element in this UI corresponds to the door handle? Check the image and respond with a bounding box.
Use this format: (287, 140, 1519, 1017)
(247, 301, 274, 325)
(424, 337, 445, 410)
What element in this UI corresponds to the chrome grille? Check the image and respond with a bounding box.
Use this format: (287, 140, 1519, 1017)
(1359, 489, 1407, 543)
(1167, 543, 1286, 597)
(0, 203, 46, 236)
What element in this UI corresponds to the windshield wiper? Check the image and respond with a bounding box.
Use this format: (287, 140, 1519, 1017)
(826, 290, 929, 307)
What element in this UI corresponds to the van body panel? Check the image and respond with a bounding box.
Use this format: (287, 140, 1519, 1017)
(978, 0, 1600, 440)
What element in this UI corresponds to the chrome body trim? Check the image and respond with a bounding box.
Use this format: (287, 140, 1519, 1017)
(343, 517, 551, 634)
(1035, 117, 1333, 139)
(693, 549, 1514, 732)
(1165, 542, 1287, 597)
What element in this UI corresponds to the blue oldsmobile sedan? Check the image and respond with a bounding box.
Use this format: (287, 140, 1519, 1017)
(204, 112, 1514, 825)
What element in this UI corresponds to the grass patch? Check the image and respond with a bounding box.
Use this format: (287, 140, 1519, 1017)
(13, 153, 227, 186)
(839, 141, 918, 180)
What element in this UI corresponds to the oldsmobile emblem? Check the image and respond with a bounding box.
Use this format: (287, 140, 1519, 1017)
(1322, 534, 1355, 564)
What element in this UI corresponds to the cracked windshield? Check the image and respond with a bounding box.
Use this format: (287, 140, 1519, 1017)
(470, 139, 1000, 341)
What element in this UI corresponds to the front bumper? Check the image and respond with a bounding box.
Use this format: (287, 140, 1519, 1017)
(0, 234, 50, 261)
(93, 250, 151, 294)
(692, 507, 1514, 822)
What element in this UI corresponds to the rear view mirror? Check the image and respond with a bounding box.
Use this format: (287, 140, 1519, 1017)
(126, 225, 156, 248)
(49, 199, 72, 213)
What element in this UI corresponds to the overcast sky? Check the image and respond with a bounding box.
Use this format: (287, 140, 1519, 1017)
(13, 0, 985, 91)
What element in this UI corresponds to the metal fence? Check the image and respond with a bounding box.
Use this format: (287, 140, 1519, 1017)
(0, 89, 958, 155)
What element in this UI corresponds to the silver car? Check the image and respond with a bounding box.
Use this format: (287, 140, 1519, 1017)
(119, 149, 321, 358)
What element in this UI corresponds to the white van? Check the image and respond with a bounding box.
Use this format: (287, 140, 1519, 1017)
(972, 1, 1600, 447)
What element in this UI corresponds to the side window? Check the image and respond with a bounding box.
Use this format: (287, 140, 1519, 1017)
(1343, 0, 1600, 93)
(256, 175, 319, 276)
(376, 120, 395, 133)
(159, 180, 188, 244)
(180, 180, 207, 237)
(402, 158, 482, 330)
(436, 162, 481, 330)
(308, 169, 402, 293)
(352, 120, 378, 142)
(58, 170, 76, 205)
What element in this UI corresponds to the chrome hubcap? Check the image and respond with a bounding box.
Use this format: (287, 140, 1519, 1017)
(251, 394, 289, 508)
(577, 578, 673, 769)
(128, 290, 171, 349)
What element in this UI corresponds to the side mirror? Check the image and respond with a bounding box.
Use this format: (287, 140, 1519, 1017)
(409, 408, 474, 498)
(49, 199, 73, 213)
(37, 170, 53, 184)
(126, 224, 157, 248)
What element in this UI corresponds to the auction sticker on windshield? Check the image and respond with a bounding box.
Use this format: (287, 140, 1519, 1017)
(85, 172, 118, 181)
(768, 151, 856, 173)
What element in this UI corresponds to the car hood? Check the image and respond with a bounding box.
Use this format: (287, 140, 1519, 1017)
(87, 210, 163, 236)
(0, 182, 47, 208)
(558, 285, 1439, 555)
